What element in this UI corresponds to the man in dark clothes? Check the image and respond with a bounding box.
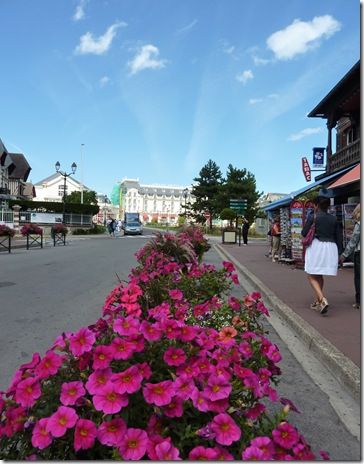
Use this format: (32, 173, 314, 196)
(242, 218, 249, 245)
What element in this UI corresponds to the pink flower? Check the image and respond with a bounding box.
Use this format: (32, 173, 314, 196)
(272, 422, 299, 450)
(155, 440, 181, 460)
(228, 296, 241, 311)
(160, 319, 181, 339)
(111, 338, 135, 360)
(136, 362, 152, 379)
(143, 381, 175, 406)
(69, 327, 96, 357)
(191, 389, 210, 412)
(168, 289, 183, 301)
(162, 396, 183, 418)
(31, 418, 52, 449)
(163, 347, 186, 366)
(178, 324, 197, 342)
(60, 381, 85, 406)
(242, 446, 264, 460)
(217, 327, 237, 346)
(74, 419, 97, 451)
(97, 418, 126, 446)
(85, 368, 113, 395)
(203, 375, 232, 402)
(15, 377, 41, 407)
(213, 446, 234, 460)
(222, 261, 235, 273)
(112, 365, 143, 394)
(140, 321, 162, 342)
(92, 345, 113, 370)
(266, 344, 282, 363)
(4, 406, 27, 436)
(250, 436, 274, 459)
(210, 413, 241, 446)
(257, 301, 270, 316)
(244, 402, 266, 419)
(93, 382, 128, 414)
(46, 406, 78, 438)
(118, 428, 149, 460)
(174, 375, 196, 400)
(19, 353, 41, 370)
(239, 341, 253, 359)
(319, 450, 330, 460)
(188, 446, 218, 460)
(113, 316, 140, 336)
(35, 351, 63, 379)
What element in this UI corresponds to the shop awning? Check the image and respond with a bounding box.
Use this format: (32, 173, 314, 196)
(264, 165, 354, 212)
(328, 164, 360, 189)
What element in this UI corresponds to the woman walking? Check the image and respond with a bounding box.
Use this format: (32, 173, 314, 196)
(302, 194, 342, 315)
(339, 204, 360, 309)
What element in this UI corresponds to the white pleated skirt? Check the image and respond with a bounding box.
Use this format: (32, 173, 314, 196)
(304, 238, 338, 276)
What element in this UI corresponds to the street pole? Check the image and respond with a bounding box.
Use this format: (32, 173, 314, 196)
(80, 143, 84, 204)
(63, 174, 67, 224)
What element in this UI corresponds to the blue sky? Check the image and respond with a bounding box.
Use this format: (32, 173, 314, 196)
(0, 0, 359, 198)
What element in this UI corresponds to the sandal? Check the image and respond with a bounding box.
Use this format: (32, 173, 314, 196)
(319, 297, 329, 315)
(310, 301, 320, 310)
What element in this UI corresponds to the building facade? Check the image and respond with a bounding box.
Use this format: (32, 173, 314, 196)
(118, 179, 192, 224)
(34, 173, 91, 202)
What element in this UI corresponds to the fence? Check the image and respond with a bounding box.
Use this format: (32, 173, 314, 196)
(0, 209, 14, 225)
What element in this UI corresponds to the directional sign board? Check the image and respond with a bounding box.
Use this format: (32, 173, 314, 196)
(229, 199, 247, 215)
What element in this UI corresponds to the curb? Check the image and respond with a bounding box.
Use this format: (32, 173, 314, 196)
(214, 243, 360, 401)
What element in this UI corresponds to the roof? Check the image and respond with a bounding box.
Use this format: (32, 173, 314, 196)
(0, 138, 9, 166)
(308, 61, 360, 119)
(328, 163, 360, 189)
(7, 153, 31, 181)
(264, 166, 354, 211)
(34, 172, 91, 190)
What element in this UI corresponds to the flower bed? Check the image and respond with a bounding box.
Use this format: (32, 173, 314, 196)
(51, 224, 68, 235)
(0, 231, 327, 460)
(20, 224, 43, 236)
(0, 225, 15, 237)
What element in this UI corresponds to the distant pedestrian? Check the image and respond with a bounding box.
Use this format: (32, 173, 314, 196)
(242, 218, 249, 245)
(302, 193, 342, 315)
(339, 203, 360, 309)
(107, 219, 116, 237)
(271, 217, 281, 262)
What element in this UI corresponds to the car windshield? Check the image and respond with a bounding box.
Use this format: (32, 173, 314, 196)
(127, 222, 141, 227)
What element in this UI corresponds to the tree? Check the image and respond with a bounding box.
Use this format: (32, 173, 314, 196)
(220, 208, 236, 227)
(65, 190, 98, 205)
(188, 159, 223, 230)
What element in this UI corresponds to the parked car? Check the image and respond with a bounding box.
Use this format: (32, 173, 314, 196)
(124, 221, 143, 235)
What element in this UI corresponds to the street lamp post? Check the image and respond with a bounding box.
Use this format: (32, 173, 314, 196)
(55, 161, 77, 224)
(182, 188, 188, 223)
(80, 143, 85, 204)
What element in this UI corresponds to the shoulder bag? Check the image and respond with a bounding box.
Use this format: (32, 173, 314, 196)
(302, 213, 316, 247)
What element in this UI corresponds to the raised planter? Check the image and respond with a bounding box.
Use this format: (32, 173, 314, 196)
(222, 228, 241, 245)
(51, 224, 68, 246)
(0, 225, 16, 253)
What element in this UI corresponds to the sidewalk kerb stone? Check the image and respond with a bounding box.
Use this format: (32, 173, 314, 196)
(214, 243, 360, 401)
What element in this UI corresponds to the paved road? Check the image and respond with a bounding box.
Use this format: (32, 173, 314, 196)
(0, 235, 360, 460)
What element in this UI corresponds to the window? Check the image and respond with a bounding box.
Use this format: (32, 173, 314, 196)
(58, 185, 68, 197)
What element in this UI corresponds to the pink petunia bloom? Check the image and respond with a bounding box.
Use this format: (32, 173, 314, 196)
(217, 327, 238, 347)
(136, 362, 152, 380)
(191, 389, 210, 412)
(244, 402, 266, 420)
(206, 397, 229, 413)
(222, 261, 235, 273)
(31, 418, 52, 449)
(176, 362, 199, 378)
(112, 365, 143, 394)
(35, 351, 63, 379)
(92, 345, 114, 370)
(250, 436, 275, 460)
(128, 334, 145, 353)
(74, 419, 97, 451)
(146, 415, 164, 438)
(188, 446, 218, 460)
(213, 446, 234, 460)
(242, 445, 264, 460)
(257, 301, 270, 316)
(97, 418, 127, 446)
(174, 375, 197, 400)
(203, 375, 232, 402)
(160, 319, 181, 339)
(111, 337, 135, 360)
(231, 273, 239, 284)
(69, 327, 96, 357)
(46, 406, 78, 438)
(210, 413, 241, 446)
(178, 324, 197, 342)
(113, 316, 140, 337)
(93, 382, 128, 414)
(194, 357, 213, 375)
(118, 428, 149, 460)
(266, 344, 282, 363)
(272, 422, 299, 450)
(228, 296, 241, 311)
(168, 289, 184, 301)
(319, 450, 330, 460)
(258, 368, 272, 385)
(239, 341, 254, 360)
(60, 381, 85, 406)
(4, 406, 27, 437)
(244, 294, 256, 308)
(293, 443, 316, 460)
(140, 321, 162, 342)
(85, 368, 113, 395)
(15, 377, 41, 407)
(163, 347, 186, 366)
(162, 396, 183, 418)
(19, 352, 41, 371)
(155, 440, 181, 460)
(143, 381, 175, 406)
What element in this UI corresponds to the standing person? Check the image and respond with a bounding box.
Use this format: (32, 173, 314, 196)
(107, 219, 115, 237)
(242, 218, 250, 245)
(302, 194, 342, 315)
(339, 204, 360, 309)
(271, 217, 281, 262)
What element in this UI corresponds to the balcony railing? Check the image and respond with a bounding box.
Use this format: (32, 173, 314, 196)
(328, 139, 360, 172)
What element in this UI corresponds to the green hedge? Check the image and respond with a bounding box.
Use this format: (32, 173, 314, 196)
(9, 200, 99, 215)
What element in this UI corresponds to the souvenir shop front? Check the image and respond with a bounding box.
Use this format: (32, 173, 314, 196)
(264, 164, 360, 267)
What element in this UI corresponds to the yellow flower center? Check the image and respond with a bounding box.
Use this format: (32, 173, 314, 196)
(128, 440, 137, 448)
(80, 429, 88, 437)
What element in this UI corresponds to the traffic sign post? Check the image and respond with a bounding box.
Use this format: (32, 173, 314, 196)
(229, 199, 247, 215)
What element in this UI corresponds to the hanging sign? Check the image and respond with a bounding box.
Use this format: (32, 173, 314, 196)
(312, 147, 325, 168)
(301, 157, 311, 182)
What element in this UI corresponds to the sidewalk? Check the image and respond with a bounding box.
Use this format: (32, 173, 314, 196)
(213, 238, 360, 399)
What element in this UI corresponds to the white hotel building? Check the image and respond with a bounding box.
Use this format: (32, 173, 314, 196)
(119, 179, 193, 224)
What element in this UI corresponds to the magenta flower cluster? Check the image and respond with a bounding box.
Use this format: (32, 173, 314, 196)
(0, 228, 326, 460)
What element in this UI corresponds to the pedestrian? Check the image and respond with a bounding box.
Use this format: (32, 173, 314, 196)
(271, 217, 281, 262)
(301, 192, 342, 315)
(107, 218, 116, 237)
(242, 218, 249, 245)
(339, 203, 360, 309)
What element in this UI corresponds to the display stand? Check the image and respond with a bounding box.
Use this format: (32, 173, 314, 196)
(53, 232, 66, 246)
(26, 233, 43, 250)
(222, 228, 242, 245)
(0, 236, 11, 253)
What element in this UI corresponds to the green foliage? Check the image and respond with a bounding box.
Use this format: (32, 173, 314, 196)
(64, 190, 98, 205)
(72, 225, 106, 235)
(9, 200, 99, 215)
(220, 208, 237, 225)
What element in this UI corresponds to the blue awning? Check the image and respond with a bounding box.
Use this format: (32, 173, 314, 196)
(264, 166, 355, 212)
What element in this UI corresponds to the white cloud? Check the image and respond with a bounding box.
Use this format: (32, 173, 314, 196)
(176, 19, 198, 35)
(99, 76, 110, 87)
(288, 127, 323, 141)
(249, 98, 263, 105)
(236, 69, 253, 84)
(267, 15, 341, 60)
(73, 0, 88, 21)
(249, 93, 279, 105)
(253, 56, 270, 66)
(74, 22, 126, 55)
(128, 45, 167, 75)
